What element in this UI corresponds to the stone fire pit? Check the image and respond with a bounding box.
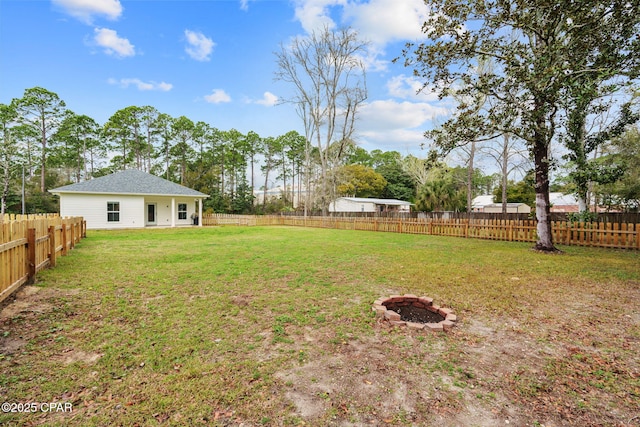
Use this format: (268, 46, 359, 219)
(373, 294, 456, 332)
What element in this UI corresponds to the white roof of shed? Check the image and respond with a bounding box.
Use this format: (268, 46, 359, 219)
(472, 195, 495, 208)
(337, 197, 412, 206)
(549, 192, 579, 205)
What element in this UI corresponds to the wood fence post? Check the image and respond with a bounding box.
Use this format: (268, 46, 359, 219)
(48, 225, 56, 268)
(62, 222, 68, 256)
(27, 228, 36, 284)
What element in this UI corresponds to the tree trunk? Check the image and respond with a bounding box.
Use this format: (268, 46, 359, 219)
(135, 127, 141, 170)
(501, 134, 509, 219)
(304, 140, 311, 217)
(82, 138, 88, 181)
(122, 141, 127, 171)
(146, 129, 152, 173)
(40, 115, 46, 192)
(263, 167, 269, 207)
(220, 147, 225, 197)
(250, 155, 255, 195)
(532, 127, 557, 252)
(1, 155, 9, 216)
(181, 156, 186, 185)
(577, 196, 588, 213)
(282, 154, 287, 205)
(90, 150, 95, 178)
(165, 143, 170, 180)
(467, 139, 475, 213)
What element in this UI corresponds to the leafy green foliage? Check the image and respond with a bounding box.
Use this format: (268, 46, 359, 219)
(402, 0, 640, 250)
(14, 86, 66, 192)
(336, 164, 387, 198)
(415, 167, 466, 212)
(493, 171, 536, 208)
(377, 163, 415, 201)
(594, 125, 640, 211)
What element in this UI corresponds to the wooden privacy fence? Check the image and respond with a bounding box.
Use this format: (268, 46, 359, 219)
(202, 214, 640, 250)
(0, 215, 86, 303)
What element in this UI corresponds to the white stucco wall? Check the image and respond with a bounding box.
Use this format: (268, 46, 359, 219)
(59, 193, 144, 229)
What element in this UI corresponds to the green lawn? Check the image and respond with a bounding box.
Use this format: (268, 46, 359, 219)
(1, 226, 639, 426)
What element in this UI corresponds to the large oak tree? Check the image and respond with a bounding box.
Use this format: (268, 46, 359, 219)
(402, 0, 640, 251)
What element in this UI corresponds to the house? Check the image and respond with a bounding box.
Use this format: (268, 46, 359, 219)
(473, 195, 532, 213)
(472, 195, 495, 212)
(329, 197, 412, 213)
(253, 184, 309, 208)
(49, 169, 208, 229)
(549, 192, 580, 212)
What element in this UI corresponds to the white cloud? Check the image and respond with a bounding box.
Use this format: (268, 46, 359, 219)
(52, 0, 122, 24)
(358, 128, 428, 151)
(354, 50, 389, 73)
(254, 92, 279, 106)
(239, 0, 254, 11)
(359, 99, 448, 131)
(184, 30, 215, 61)
(108, 78, 173, 91)
(93, 27, 135, 57)
(292, 0, 429, 46)
(341, 0, 430, 47)
(387, 75, 439, 101)
(204, 89, 231, 104)
(291, 0, 430, 72)
(292, 0, 345, 34)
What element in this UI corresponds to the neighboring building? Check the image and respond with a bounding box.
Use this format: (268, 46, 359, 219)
(482, 203, 532, 214)
(329, 197, 412, 213)
(49, 170, 208, 229)
(254, 184, 309, 208)
(549, 192, 580, 212)
(474, 192, 583, 213)
(472, 195, 495, 212)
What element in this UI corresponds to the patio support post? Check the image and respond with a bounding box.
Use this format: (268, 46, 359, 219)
(171, 197, 176, 227)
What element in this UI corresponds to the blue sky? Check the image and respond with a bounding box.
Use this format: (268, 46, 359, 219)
(0, 0, 451, 156)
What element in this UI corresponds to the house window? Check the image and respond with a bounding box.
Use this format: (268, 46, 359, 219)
(178, 203, 187, 220)
(107, 202, 120, 222)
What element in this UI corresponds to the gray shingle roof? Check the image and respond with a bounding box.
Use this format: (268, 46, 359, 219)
(49, 169, 208, 197)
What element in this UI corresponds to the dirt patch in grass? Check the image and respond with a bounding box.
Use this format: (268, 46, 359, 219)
(53, 349, 103, 365)
(273, 318, 534, 426)
(1, 286, 52, 319)
(1, 286, 82, 356)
